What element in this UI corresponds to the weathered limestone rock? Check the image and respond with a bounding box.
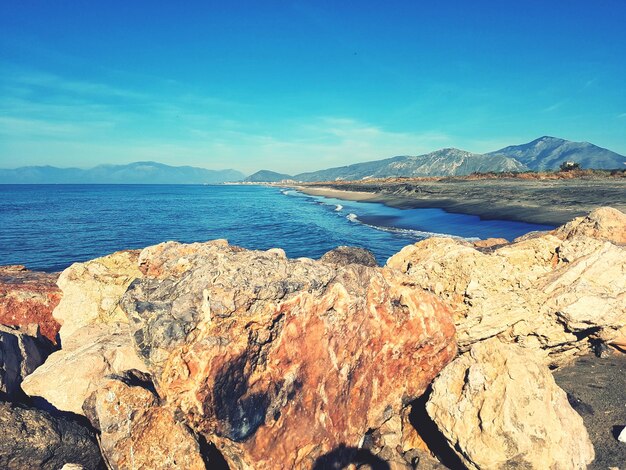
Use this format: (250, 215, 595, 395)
(319, 246, 378, 267)
(0, 324, 54, 400)
(0, 401, 102, 469)
(387, 207, 626, 366)
(83, 370, 207, 470)
(21, 322, 147, 415)
(551, 206, 626, 245)
(426, 338, 595, 470)
(21, 250, 147, 415)
(0, 265, 61, 343)
(53, 250, 141, 341)
(121, 240, 457, 469)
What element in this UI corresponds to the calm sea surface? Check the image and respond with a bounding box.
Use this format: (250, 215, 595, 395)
(0, 184, 554, 271)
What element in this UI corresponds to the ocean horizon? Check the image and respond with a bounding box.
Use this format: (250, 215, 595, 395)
(0, 184, 553, 271)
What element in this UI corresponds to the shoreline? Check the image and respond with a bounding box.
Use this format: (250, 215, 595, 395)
(293, 178, 626, 226)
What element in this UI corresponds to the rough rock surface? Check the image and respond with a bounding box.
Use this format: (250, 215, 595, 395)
(551, 206, 626, 245)
(22, 250, 147, 415)
(426, 338, 595, 470)
(0, 324, 54, 400)
(53, 250, 141, 341)
(387, 207, 626, 366)
(21, 322, 147, 415)
(0, 400, 102, 470)
(121, 240, 457, 469)
(319, 246, 378, 267)
(0, 265, 61, 343)
(83, 370, 207, 470)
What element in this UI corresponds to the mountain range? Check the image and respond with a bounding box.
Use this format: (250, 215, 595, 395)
(0, 162, 245, 184)
(244, 136, 625, 182)
(486, 136, 625, 171)
(1, 136, 623, 184)
(290, 148, 526, 182)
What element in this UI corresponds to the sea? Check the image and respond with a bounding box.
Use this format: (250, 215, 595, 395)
(0, 184, 554, 272)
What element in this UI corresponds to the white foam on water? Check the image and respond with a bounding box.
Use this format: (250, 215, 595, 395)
(346, 213, 478, 241)
(334, 204, 343, 211)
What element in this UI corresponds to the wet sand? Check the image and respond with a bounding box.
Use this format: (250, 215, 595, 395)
(295, 177, 626, 226)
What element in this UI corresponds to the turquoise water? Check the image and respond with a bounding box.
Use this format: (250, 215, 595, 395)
(0, 184, 553, 271)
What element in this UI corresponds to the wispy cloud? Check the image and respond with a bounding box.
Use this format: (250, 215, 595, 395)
(0, 64, 463, 173)
(542, 100, 568, 113)
(0, 116, 112, 137)
(14, 70, 148, 100)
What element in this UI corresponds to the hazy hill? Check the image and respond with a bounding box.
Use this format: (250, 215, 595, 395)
(293, 148, 528, 182)
(490, 136, 625, 171)
(0, 162, 245, 184)
(244, 170, 293, 183)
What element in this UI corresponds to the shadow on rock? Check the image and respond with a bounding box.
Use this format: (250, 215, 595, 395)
(408, 386, 466, 470)
(312, 444, 390, 470)
(211, 352, 271, 442)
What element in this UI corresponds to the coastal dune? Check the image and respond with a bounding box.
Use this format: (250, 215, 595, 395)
(0, 208, 624, 468)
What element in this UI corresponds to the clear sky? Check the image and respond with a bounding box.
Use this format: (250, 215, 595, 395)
(1, 0, 625, 175)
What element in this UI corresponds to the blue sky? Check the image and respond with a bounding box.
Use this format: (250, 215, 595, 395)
(1, 0, 625, 174)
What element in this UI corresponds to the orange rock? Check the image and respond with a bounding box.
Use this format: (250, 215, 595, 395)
(0, 266, 61, 343)
(121, 241, 457, 469)
(83, 370, 208, 469)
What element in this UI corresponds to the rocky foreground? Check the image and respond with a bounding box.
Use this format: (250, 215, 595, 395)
(1, 208, 625, 469)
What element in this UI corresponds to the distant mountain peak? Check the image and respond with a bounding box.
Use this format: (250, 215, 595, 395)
(490, 136, 624, 170)
(244, 170, 293, 183)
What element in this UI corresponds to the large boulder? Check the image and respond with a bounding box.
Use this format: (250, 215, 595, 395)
(551, 206, 626, 245)
(53, 250, 141, 342)
(22, 250, 147, 415)
(21, 322, 147, 415)
(387, 207, 626, 366)
(0, 265, 61, 343)
(0, 401, 102, 469)
(83, 370, 207, 470)
(426, 338, 595, 469)
(0, 324, 54, 400)
(120, 240, 457, 469)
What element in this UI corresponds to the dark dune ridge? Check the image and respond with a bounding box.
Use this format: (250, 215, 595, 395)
(297, 175, 626, 226)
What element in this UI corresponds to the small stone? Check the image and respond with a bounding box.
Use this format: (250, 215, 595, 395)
(320, 246, 378, 267)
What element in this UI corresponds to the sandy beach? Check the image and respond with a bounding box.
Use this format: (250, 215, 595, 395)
(295, 177, 626, 226)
